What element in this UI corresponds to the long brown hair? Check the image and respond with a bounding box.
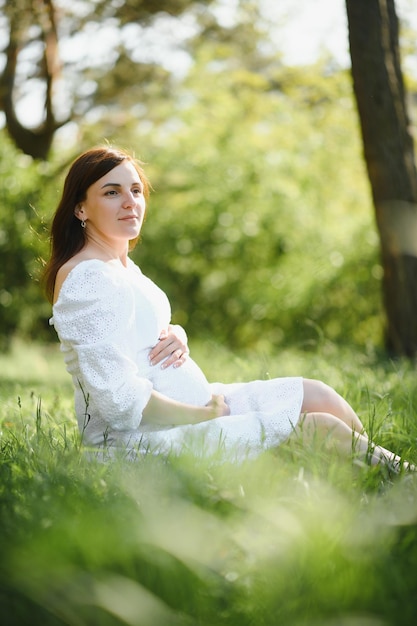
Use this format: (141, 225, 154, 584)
(43, 146, 150, 303)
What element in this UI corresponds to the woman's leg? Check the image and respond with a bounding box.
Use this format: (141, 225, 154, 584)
(295, 411, 412, 471)
(302, 379, 366, 434)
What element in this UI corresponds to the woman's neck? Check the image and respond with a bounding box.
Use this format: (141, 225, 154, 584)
(81, 237, 129, 266)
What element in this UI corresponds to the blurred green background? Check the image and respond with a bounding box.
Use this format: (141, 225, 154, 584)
(0, 51, 400, 354)
(1, 0, 416, 354)
(2, 3, 417, 625)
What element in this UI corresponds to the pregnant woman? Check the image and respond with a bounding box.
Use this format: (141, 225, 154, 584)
(43, 146, 411, 469)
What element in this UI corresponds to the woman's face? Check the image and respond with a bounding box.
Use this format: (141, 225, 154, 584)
(76, 160, 146, 246)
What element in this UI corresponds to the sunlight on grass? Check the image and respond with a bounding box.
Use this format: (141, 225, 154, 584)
(0, 338, 68, 384)
(1, 341, 417, 625)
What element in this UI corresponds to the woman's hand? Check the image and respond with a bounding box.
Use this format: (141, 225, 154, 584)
(149, 325, 189, 369)
(142, 391, 230, 426)
(206, 394, 230, 418)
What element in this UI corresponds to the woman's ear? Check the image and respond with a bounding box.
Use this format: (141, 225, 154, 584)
(74, 204, 84, 221)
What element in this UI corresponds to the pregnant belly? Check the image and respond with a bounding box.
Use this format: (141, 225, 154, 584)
(148, 357, 212, 406)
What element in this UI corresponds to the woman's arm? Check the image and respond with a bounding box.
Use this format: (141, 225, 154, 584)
(142, 390, 230, 426)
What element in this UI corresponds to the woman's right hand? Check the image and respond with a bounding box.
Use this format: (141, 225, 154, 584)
(142, 390, 230, 426)
(206, 394, 230, 418)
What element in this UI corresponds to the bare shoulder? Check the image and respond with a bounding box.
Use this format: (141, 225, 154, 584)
(53, 255, 90, 304)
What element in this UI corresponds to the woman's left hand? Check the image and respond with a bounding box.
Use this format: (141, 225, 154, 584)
(149, 325, 189, 369)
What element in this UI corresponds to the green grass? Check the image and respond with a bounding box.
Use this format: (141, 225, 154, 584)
(1, 340, 417, 625)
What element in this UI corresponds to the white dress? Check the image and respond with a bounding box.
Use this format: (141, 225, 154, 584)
(51, 258, 303, 459)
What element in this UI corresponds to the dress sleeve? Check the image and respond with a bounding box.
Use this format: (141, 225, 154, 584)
(52, 262, 153, 431)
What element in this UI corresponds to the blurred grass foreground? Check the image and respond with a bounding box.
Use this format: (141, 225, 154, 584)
(1, 340, 417, 626)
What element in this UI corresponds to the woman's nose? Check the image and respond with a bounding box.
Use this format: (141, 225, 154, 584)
(122, 191, 135, 207)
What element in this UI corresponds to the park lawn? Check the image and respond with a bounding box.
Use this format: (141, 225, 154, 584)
(1, 340, 417, 626)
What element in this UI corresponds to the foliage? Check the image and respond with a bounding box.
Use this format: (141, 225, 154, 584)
(0, 134, 52, 348)
(1, 1, 416, 352)
(132, 54, 379, 351)
(0, 0, 216, 158)
(2, 341, 417, 625)
(0, 52, 381, 353)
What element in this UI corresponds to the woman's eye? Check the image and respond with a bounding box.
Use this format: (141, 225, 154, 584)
(132, 187, 143, 195)
(105, 189, 118, 196)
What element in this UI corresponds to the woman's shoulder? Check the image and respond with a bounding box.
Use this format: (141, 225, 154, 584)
(53, 258, 81, 304)
(54, 256, 134, 305)
(54, 257, 83, 290)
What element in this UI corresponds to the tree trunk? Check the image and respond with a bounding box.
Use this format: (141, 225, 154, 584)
(345, 0, 417, 356)
(0, 0, 68, 160)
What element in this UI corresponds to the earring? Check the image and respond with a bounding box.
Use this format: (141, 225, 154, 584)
(81, 219, 86, 229)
